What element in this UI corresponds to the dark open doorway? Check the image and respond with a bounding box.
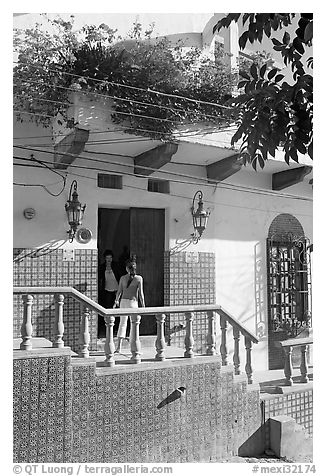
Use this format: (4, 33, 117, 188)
(98, 207, 165, 338)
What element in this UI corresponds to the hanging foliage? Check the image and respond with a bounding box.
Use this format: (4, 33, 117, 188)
(14, 15, 237, 139)
(215, 13, 313, 168)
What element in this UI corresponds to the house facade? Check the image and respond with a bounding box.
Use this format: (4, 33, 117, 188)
(13, 13, 313, 372)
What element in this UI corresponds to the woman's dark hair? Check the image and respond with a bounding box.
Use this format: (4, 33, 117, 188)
(103, 249, 113, 258)
(126, 260, 136, 277)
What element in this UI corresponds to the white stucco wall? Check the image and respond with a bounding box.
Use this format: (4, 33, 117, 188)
(13, 113, 313, 371)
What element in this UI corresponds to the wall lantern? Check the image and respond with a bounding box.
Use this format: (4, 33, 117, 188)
(65, 180, 86, 242)
(191, 190, 210, 243)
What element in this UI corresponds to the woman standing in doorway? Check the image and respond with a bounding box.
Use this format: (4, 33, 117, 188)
(113, 260, 145, 353)
(98, 250, 121, 336)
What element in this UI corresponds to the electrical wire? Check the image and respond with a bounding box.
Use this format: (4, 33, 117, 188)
(13, 61, 233, 110)
(13, 152, 313, 203)
(13, 160, 312, 217)
(13, 122, 238, 143)
(14, 106, 185, 125)
(14, 146, 313, 201)
(13, 178, 67, 197)
(22, 153, 67, 196)
(14, 78, 232, 122)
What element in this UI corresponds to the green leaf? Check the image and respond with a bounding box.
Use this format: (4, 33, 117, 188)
(293, 37, 305, 55)
(304, 22, 313, 43)
(264, 22, 271, 37)
(283, 31, 291, 45)
(274, 74, 285, 82)
(260, 63, 267, 78)
(257, 154, 265, 169)
(267, 69, 278, 80)
(238, 80, 247, 89)
(239, 31, 248, 50)
(239, 70, 251, 80)
(289, 148, 299, 163)
(250, 63, 258, 80)
(308, 142, 313, 159)
(271, 38, 282, 46)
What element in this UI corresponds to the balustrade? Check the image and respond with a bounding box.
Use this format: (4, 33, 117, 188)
(20, 294, 33, 351)
(155, 314, 166, 361)
(104, 315, 115, 367)
(130, 314, 142, 363)
(219, 315, 228, 365)
(206, 311, 216, 356)
(184, 312, 195, 358)
(233, 327, 240, 375)
(14, 286, 260, 384)
(79, 306, 90, 358)
(53, 294, 64, 348)
(278, 337, 313, 386)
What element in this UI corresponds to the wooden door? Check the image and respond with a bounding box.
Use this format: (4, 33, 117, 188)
(130, 208, 165, 335)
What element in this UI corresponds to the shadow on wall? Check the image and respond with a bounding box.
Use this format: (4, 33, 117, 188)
(238, 422, 267, 457)
(169, 237, 193, 255)
(254, 242, 268, 340)
(13, 240, 67, 263)
(157, 387, 186, 409)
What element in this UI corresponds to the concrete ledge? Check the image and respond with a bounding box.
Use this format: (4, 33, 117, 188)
(13, 346, 74, 360)
(269, 415, 313, 460)
(95, 354, 222, 375)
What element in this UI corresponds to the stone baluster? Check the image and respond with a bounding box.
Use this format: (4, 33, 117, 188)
(79, 306, 90, 358)
(104, 315, 115, 367)
(220, 315, 228, 365)
(245, 337, 253, 384)
(20, 294, 34, 350)
(233, 327, 241, 375)
(206, 311, 216, 355)
(52, 294, 65, 348)
(184, 312, 195, 358)
(300, 344, 309, 383)
(130, 314, 142, 363)
(283, 345, 294, 386)
(155, 313, 166, 361)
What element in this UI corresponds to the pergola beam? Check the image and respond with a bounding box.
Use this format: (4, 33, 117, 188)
(54, 127, 89, 169)
(206, 154, 244, 183)
(272, 166, 312, 191)
(134, 143, 178, 176)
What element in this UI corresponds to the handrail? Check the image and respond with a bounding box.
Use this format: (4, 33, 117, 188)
(13, 286, 258, 342)
(278, 337, 313, 347)
(13, 286, 259, 383)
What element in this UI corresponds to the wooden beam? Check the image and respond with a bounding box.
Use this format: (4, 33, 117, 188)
(54, 127, 89, 169)
(272, 166, 312, 191)
(134, 143, 178, 176)
(206, 154, 244, 183)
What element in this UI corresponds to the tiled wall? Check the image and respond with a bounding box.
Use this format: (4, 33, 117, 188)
(261, 389, 313, 449)
(13, 350, 73, 462)
(72, 359, 262, 462)
(13, 248, 98, 352)
(13, 351, 263, 463)
(164, 251, 216, 352)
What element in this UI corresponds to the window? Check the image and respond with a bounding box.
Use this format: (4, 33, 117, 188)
(267, 236, 312, 337)
(97, 174, 122, 189)
(147, 179, 170, 194)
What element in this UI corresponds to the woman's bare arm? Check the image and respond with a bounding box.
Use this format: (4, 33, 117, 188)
(138, 276, 145, 307)
(114, 277, 124, 307)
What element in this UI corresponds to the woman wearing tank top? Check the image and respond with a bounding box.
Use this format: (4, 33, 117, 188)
(113, 260, 145, 353)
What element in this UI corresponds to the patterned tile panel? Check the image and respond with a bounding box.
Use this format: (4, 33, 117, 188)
(164, 251, 216, 352)
(13, 248, 98, 352)
(13, 354, 73, 463)
(261, 389, 313, 449)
